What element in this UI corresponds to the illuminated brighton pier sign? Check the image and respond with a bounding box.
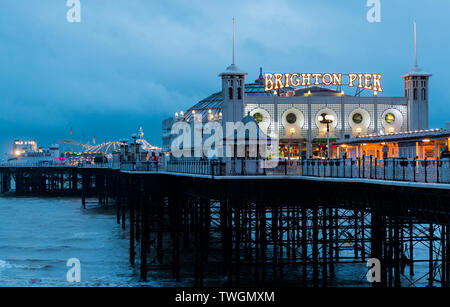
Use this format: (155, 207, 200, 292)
(264, 73, 383, 93)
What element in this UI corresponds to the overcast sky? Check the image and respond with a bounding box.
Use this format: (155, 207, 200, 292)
(0, 0, 449, 154)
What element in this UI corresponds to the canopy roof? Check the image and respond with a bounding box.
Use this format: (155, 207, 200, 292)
(335, 128, 449, 145)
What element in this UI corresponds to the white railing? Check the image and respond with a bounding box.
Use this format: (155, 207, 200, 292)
(166, 159, 222, 176)
(158, 157, 450, 184)
(2, 158, 449, 184)
(299, 158, 450, 184)
(118, 161, 162, 172)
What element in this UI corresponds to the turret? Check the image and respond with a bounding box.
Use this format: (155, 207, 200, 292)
(220, 64, 247, 126)
(220, 18, 247, 131)
(402, 21, 432, 131)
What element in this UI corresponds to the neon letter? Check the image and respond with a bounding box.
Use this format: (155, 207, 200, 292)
(264, 73, 274, 91)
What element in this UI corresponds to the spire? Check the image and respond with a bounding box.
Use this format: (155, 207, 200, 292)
(414, 21, 418, 68)
(401, 21, 431, 77)
(255, 67, 264, 84)
(232, 18, 236, 65)
(219, 18, 247, 77)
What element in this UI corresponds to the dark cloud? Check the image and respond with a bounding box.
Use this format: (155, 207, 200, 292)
(0, 0, 448, 154)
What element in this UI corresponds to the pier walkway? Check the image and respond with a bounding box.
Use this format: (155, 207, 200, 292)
(2, 157, 449, 185)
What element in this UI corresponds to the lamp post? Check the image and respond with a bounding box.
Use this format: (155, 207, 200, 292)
(318, 113, 335, 159)
(288, 127, 296, 161)
(131, 133, 138, 171)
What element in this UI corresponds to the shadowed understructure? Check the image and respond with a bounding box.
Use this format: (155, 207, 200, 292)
(1, 165, 449, 287)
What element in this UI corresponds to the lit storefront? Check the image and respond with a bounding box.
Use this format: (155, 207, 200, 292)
(335, 129, 450, 160)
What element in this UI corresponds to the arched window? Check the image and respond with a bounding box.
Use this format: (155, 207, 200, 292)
(237, 88, 242, 100)
(229, 87, 233, 100)
(413, 88, 417, 100)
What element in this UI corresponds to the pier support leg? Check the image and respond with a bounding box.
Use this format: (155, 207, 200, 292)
(429, 224, 434, 287)
(279, 206, 284, 280)
(122, 202, 126, 230)
(234, 205, 241, 287)
(371, 204, 383, 288)
(129, 193, 135, 266)
(170, 195, 180, 282)
(446, 225, 450, 288)
(322, 207, 328, 287)
(254, 203, 260, 284)
(81, 174, 86, 209)
(388, 217, 393, 288)
(312, 207, 319, 288)
(140, 198, 148, 282)
(354, 211, 359, 259)
(272, 206, 278, 280)
(156, 197, 164, 265)
(393, 216, 401, 287)
(301, 206, 307, 286)
(220, 201, 228, 276)
(260, 205, 267, 284)
(328, 208, 335, 279)
(361, 211, 366, 261)
(409, 219, 414, 276)
(116, 202, 121, 225)
(441, 225, 446, 288)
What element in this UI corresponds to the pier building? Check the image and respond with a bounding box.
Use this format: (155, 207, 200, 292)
(163, 24, 433, 160)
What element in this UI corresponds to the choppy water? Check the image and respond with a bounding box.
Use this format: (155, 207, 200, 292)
(0, 197, 153, 287)
(0, 197, 435, 287)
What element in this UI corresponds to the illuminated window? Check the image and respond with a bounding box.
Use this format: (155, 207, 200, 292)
(352, 113, 363, 124)
(253, 113, 263, 124)
(286, 113, 297, 124)
(385, 113, 395, 124)
(421, 88, 426, 100)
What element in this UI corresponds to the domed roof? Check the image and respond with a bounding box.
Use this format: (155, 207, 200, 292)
(219, 64, 248, 76)
(401, 65, 432, 77)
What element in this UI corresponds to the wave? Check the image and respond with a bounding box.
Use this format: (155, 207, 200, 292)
(0, 260, 12, 270)
(0, 259, 54, 271)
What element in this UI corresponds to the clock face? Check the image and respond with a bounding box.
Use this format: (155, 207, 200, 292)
(352, 113, 363, 124)
(253, 112, 263, 124)
(286, 113, 297, 124)
(385, 113, 395, 124)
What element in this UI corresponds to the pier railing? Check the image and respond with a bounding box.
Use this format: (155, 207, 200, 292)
(278, 157, 450, 184)
(2, 157, 449, 184)
(161, 157, 450, 184)
(116, 161, 162, 172)
(166, 159, 223, 176)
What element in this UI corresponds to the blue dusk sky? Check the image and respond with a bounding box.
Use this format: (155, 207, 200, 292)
(0, 0, 449, 154)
